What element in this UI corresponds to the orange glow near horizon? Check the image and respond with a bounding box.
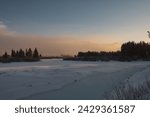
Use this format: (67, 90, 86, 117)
(0, 32, 121, 56)
(0, 22, 148, 56)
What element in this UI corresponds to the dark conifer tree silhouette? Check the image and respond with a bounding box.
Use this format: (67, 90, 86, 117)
(33, 48, 39, 58)
(25, 49, 28, 57)
(27, 48, 32, 57)
(18, 49, 25, 58)
(15, 50, 19, 58)
(11, 50, 16, 57)
(0, 48, 41, 63)
(121, 41, 150, 60)
(3, 52, 9, 58)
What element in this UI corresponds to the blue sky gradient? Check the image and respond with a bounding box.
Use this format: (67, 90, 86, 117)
(0, 0, 150, 55)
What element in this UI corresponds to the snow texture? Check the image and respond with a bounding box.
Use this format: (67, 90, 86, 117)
(0, 59, 150, 99)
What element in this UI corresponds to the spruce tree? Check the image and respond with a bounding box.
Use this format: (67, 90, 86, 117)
(19, 49, 25, 58)
(33, 48, 39, 58)
(3, 52, 8, 58)
(11, 50, 16, 57)
(28, 48, 32, 57)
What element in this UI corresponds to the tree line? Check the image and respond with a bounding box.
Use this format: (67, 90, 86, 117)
(0, 48, 41, 63)
(63, 41, 150, 61)
(121, 41, 150, 61)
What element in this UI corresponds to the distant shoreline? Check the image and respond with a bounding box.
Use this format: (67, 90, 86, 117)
(63, 41, 150, 62)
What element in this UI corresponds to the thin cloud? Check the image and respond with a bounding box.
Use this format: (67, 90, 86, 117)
(0, 21, 16, 36)
(0, 21, 7, 29)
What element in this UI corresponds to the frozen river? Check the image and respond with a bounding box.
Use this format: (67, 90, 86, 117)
(0, 59, 150, 99)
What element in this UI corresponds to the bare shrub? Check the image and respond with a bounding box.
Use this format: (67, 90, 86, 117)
(106, 80, 150, 100)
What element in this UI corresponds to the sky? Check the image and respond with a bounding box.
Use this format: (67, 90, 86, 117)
(0, 0, 150, 56)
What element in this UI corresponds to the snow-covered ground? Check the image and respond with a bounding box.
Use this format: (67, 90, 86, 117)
(0, 59, 150, 100)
